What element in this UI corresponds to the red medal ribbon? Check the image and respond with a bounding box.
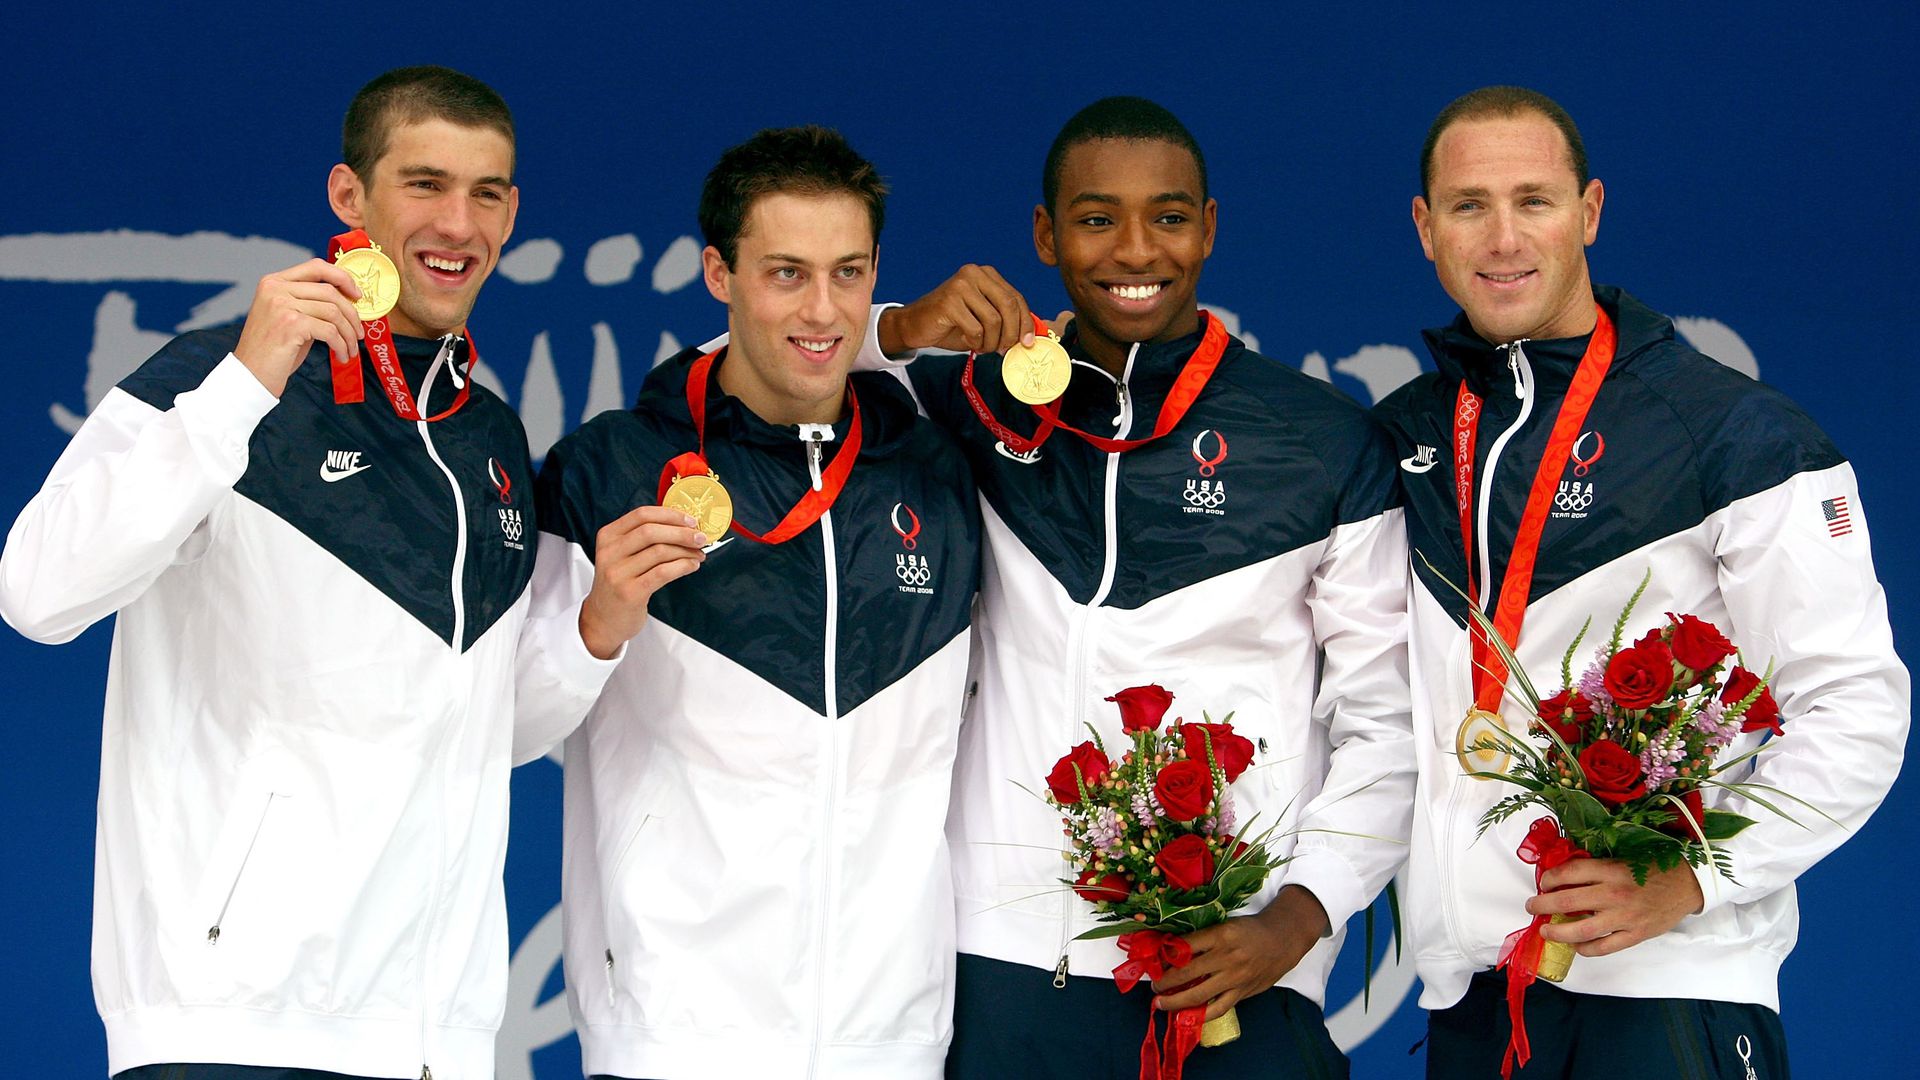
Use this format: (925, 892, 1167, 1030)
(653, 347, 862, 545)
(326, 229, 473, 421)
(1111, 930, 1209, 1080)
(962, 312, 1229, 455)
(1455, 304, 1617, 714)
(1495, 817, 1591, 1078)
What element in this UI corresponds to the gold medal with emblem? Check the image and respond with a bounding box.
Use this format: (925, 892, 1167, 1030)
(1455, 707, 1513, 777)
(334, 242, 401, 321)
(1000, 330, 1072, 405)
(663, 472, 734, 545)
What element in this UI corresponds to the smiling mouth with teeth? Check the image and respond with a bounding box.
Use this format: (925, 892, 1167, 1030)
(793, 337, 838, 354)
(423, 255, 470, 273)
(1481, 271, 1533, 283)
(1106, 282, 1164, 301)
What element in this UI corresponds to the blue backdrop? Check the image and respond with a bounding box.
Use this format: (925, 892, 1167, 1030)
(2, 4, 1913, 1076)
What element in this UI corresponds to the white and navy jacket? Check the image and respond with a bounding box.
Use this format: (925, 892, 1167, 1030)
(518, 346, 980, 1080)
(0, 327, 565, 1079)
(1373, 285, 1910, 1012)
(879, 311, 1414, 1006)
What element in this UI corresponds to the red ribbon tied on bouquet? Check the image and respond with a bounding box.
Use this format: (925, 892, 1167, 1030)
(1112, 930, 1207, 1080)
(1494, 817, 1591, 1078)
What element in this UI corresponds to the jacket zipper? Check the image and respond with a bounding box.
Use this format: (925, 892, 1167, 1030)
(800, 423, 840, 1077)
(205, 792, 282, 944)
(1440, 340, 1536, 959)
(410, 333, 466, 1078)
(1056, 344, 1139, 986)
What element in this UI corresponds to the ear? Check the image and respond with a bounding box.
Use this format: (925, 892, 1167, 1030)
(1580, 178, 1604, 246)
(1200, 198, 1218, 260)
(502, 185, 521, 249)
(328, 164, 366, 229)
(702, 245, 732, 305)
(1033, 205, 1058, 267)
(1412, 195, 1436, 262)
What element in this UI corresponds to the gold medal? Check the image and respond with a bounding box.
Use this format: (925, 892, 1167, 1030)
(1000, 332, 1072, 405)
(663, 473, 734, 545)
(335, 243, 401, 321)
(1455, 707, 1512, 778)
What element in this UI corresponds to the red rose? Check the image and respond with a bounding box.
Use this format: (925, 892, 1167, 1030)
(1533, 689, 1594, 745)
(1154, 833, 1216, 890)
(1046, 741, 1110, 804)
(1667, 613, 1736, 674)
(1153, 759, 1214, 822)
(1218, 834, 1255, 862)
(1107, 685, 1175, 733)
(1657, 788, 1707, 839)
(1603, 644, 1674, 710)
(1722, 667, 1784, 736)
(1578, 739, 1649, 805)
(1073, 868, 1131, 903)
(1181, 722, 1256, 782)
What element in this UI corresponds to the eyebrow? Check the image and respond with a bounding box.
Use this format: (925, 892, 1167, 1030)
(1443, 182, 1554, 198)
(1067, 190, 1199, 208)
(395, 164, 512, 188)
(761, 252, 874, 266)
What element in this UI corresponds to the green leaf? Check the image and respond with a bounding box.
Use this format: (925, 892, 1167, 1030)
(1701, 809, 1758, 842)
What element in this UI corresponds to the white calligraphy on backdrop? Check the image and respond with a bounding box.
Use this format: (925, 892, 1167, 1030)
(0, 229, 1760, 1076)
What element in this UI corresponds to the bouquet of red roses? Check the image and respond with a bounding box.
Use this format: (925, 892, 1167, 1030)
(1463, 572, 1808, 1076)
(1043, 684, 1282, 1077)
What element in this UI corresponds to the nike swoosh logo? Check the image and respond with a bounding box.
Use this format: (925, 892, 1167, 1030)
(320, 463, 373, 483)
(703, 537, 736, 553)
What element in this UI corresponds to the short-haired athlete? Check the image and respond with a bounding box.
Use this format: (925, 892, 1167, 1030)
(866, 96, 1415, 1077)
(0, 66, 601, 1079)
(1374, 85, 1908, 1077)
(516, 126, 981, 1079)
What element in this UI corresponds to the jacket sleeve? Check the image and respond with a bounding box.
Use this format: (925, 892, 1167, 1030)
(1692, 459, 1909, 912)
(1282, 507, 1417, 930)
(1281, 426, 1417, 931)
(0, 351, 277, 643)
(511, 428, 624, 765)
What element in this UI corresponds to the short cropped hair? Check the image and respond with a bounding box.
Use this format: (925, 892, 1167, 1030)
(1042, 96, 1208, 211)
(342, 65, 516, 181)
(699, 126, 889, 269)
(1420, 86, 1588, 199)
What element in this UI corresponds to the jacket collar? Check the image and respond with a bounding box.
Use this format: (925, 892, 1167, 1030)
(1422, 284, 1677, 398)
(638, 344, 917, 456)
(1056, 311, 1240, 415)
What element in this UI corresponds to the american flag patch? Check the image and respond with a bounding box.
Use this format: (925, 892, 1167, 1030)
(1821, 496, 1853, 537)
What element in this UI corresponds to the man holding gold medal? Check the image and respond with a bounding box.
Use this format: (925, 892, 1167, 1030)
(1374, 86, 1908, 1075)
(867, 96, 1415, 1077)
(0, 66, 627, 1080)
(517, 126, 980, 1079)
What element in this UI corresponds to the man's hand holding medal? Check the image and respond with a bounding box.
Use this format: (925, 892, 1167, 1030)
(231, 258, 369, 397)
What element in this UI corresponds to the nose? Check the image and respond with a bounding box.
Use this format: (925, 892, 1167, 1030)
(800, 274, 836, 326)
(1488, 205, 1522, 256)
(1113, 215, 1155, 268)
(432, 193, 479, 246)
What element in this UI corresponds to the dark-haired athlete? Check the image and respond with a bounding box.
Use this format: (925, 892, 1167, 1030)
(0, 66, 584, 1080)
(871, 96, 1414, 1078)
(518, 126, 981, 1080)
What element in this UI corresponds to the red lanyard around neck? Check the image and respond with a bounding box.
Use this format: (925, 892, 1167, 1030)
(654, 347, 863, 545)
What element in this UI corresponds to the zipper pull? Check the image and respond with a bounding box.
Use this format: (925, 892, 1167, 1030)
(1113, 382, 1128, 427)
(437, 333, 464, 389)
(421, 1067, 433, 1080)
(1503, 341, 1527, 399)
(797, 424, 833, 491)
(206, 925, 220, 943)
(1053, 951, 1070, 988)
